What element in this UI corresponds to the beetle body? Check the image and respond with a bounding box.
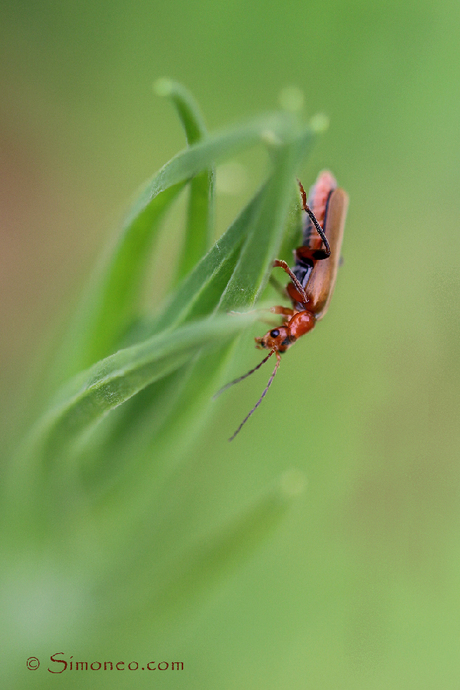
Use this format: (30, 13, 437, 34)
(256, 172, 348, 354)
(216, 171, 349, 440)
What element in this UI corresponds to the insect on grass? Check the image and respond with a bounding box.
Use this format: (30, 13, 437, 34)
(215, 171, 349, 440)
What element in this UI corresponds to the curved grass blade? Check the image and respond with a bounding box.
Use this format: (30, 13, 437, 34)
(110, 179, 269, 352)
(155, 78, 215, 281)
(131, 119, 314, 345)
(10, 312, 255, 506)
(123, 110, 296, 232)
(152, 182, 268, 333)
(58, 111, 296, 384)
(84, 125, 317, 499)
(178, 168, 214, 279)
(25, 122, 316, 520)
(154, 78, 208, 145)
(73, 186, 271, 496)
(56, 180, 186, 383)
(147, 127, 317, 452)
(217, 129, 315, 312)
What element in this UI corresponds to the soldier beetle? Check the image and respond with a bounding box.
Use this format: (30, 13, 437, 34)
(216, 171, 349, 440)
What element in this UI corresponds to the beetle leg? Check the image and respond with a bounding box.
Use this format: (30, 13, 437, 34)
(297, 178, 331, 257)
(273, 259, 308, 304)
(269, 305, 294, 316)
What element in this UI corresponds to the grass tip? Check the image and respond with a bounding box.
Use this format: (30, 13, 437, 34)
(278, 86, 305, 113)
(310, 113, 330, 133)
(261, 129, 283, 147)
(153, 77, 174, 97)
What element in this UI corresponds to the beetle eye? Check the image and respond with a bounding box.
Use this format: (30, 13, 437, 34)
(269, 329, 280, 338)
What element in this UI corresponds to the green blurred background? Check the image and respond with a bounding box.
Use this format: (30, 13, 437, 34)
(1, 0, 460, 687)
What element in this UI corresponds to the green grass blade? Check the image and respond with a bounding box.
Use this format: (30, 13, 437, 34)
(150, 127, 316, 449)
(134, 119, 314, 344)
(57, 111, 296, 385)
(153, 182, 268, 332)
(73, 187, 269, 496)
(217, 129, 315, 312)
(154, 78, 208, 145)
(16, 116, 317, 529)
(92, 125, 316, 487)
(178, 168, 215, 278)
(11, 312, 255, 503)
(56, 180, 186, 382)
(155, 78, 215, 280)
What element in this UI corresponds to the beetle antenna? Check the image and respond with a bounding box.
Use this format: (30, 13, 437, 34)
(228, 352, 281, 441)
(297, 178, 331, 256)
(213, 351, 274, 399)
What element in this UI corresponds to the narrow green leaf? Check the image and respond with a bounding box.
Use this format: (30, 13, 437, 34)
(277, 181, 303, 264)
(88, 126, 316, 495)
(178, 169, 215, 278)
(56, 181, 186, 382)
(122, 111, 296, 231)
(153, 183, 267, 332)
(73, 189, 269, 495)
(57, 111, 296, 384)
(154, 78, 207, 145)
(217, 128, 315, 312)
(12, 312, 255, 496)
(155, 79, 215, 279)
(81, 126, 315, 476)
(113, 181, 268, 350)
(146, 127, 316, 451)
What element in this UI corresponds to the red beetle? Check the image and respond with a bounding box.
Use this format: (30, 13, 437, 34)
(217, 171, 349, 440)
